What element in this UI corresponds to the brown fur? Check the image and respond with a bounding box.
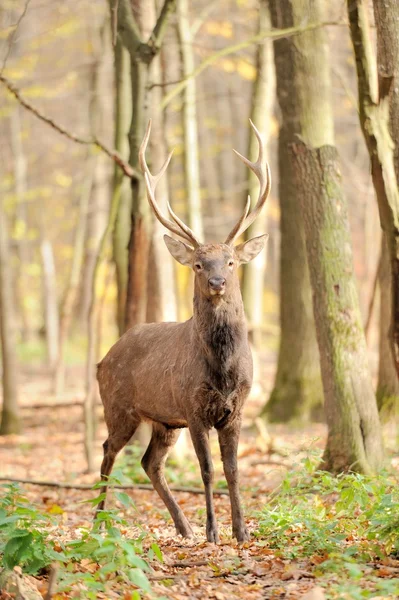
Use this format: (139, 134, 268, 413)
(96, 242, 265, 543)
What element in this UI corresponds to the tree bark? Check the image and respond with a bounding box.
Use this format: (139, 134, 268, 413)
(0, 205, 21, 435)
(348, 0, 399, 378)
(40, 237, 59, 372)
(264, 0, 323, 424)
(242, 0, 274, 349)
(177, 0, 204, 241)
(118, 0, 177, 330)
(54, 157, 94, 395)
(10, 106, 32, 342)
(377, 234, 399, 419)
(275, 0, 383, 473)
(112, 41, 132, 335)
(292, 143, 383, 473)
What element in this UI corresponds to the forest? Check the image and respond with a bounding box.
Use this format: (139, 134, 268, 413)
(1, 0, 399, 598)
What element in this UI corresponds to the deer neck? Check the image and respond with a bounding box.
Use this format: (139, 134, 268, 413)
(192, 281, 247, 380)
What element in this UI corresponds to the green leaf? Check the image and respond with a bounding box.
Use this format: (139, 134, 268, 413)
(116, 491, 134, 509)
(128, 568, 151, 593)
(150, 542, 163, 562)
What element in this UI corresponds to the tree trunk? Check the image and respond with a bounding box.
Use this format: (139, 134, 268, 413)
(377, 234, 399, 419)
(293, 143, 383, 474)
(40, 237, 59, 372)
(177, 0, 204, 241)
(54, 157, 94, 395)
(348, 0, 399, 378)
(285, 0, 383, 473)
(264, 0, 323, 424)
(112, 41, 132, 335)
(242, 0, 274, 349)
(118, 0, 177, 330)
(0, 205, 21, 435)
(10, 107, 32, 342)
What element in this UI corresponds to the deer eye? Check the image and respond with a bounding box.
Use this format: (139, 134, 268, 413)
(194, 263, 203, 272)
(228, 259, 234, 267)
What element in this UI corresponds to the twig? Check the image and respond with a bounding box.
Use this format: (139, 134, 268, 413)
(0, 476, 229, 495)
(161, 20, 346, 110)
(1, 0, 32, 73)
(20, 400, 87, 410)
(0, 74, 139, 180)
(169, 560, 209, 568)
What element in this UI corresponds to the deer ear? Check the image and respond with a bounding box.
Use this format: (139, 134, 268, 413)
(163, 234, 194, 266)
(235, 234, 269, 265)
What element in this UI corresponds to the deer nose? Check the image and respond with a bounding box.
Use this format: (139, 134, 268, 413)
(208, 276, 226, 291)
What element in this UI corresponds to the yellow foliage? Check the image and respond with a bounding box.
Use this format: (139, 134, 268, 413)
(13, 218, 27, 240)
(54, 172, 72, 188)
(27, 263, 41, 277)
(205, 21, 233, 39)
(236, 59, 256, 81)
(216, 58, 235, 73)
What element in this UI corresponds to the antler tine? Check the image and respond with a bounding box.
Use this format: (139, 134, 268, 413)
(224, 195, 251, 247)
(139, 120, 200, 247)
(167, 202, 201, 246)
(225, 120, 271, 246)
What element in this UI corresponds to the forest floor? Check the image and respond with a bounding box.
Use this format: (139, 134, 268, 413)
(1, 367, 399, 600)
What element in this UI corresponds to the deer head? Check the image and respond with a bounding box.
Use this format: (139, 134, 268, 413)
(139, 120, 271, 301)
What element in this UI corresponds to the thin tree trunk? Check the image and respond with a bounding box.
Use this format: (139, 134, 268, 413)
(177, 0, 204, 241)
(10, 107, 31, 342)
(377, 234, 399, 419)
(264, 0, 323, 424)
(348, 0, 399, 378)
(54, 158, 95, 395)
(118, 0, 177, 330)
(0, 204, 21, 435)
(290, 0, 383, 474)
(242, 0, 274, 349)
(112, 41, 132, 335)
(40, 236, 59, 372)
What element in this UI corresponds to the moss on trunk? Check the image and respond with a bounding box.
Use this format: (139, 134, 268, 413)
(292, 143, 383, 474)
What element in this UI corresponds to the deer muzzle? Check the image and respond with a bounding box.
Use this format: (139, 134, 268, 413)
(208, 276, 226, 295)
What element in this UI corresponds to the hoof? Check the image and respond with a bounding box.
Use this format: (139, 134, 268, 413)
(206, 521, 220, 544)
(233, 525, 249, 542)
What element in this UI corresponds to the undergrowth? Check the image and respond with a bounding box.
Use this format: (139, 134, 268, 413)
(256, 457, 399, 599)
(0, 480, 163, 599)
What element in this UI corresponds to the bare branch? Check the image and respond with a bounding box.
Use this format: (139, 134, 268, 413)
(117, 0, 142, 56)
(110, 0, 119, 47)
(161, 19, 346, 110)
(0, 476, 229, 495)
(0, 74, 139, 180)
(148, 0, 177, 53)
(1, 0, 32, 73)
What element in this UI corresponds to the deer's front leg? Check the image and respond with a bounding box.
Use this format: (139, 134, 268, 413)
(217, 420, 249, 542)
(189, 424, 219, 543)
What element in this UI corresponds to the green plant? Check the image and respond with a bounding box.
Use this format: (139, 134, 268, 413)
(0, 483, 162, 599)
(255, 463, 399, 599)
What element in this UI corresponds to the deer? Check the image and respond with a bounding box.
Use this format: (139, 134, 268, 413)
(96, 119, 271, 543)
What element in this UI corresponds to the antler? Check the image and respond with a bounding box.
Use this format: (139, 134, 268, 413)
(224, 120, 271, 246)
(139, 120, 201, 248)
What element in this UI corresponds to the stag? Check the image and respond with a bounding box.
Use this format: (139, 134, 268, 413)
(96, 120, 271, 542)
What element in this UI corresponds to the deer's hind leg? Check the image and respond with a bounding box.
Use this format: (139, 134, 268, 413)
(96, 414, 141, 514)
(141, 422, 193, 538)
